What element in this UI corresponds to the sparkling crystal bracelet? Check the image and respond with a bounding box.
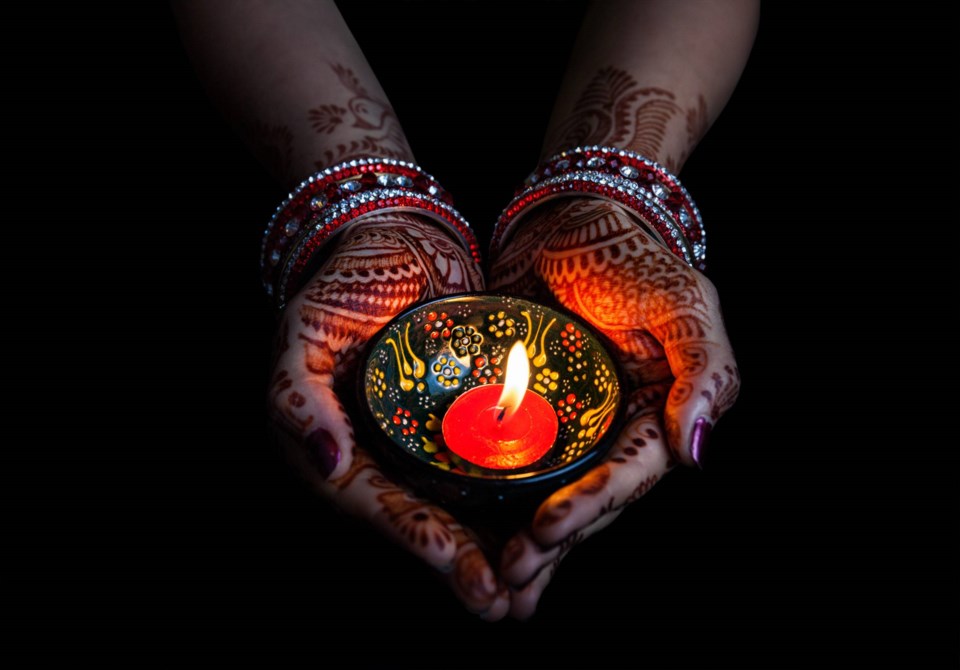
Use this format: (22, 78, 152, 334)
(491, 146, 706, 271)
(262, 157, 482, 308)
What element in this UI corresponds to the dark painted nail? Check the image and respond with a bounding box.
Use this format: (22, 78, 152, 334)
(690, 417, 712, 469)
(304, 428, 340, 479)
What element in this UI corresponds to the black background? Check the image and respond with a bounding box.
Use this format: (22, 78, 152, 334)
(6, 2, 956, 665)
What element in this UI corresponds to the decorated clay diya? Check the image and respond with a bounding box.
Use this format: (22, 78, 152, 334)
(360, 294, 623, 507)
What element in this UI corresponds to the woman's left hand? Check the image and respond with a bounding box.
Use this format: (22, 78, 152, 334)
(489, 197, 740, 618)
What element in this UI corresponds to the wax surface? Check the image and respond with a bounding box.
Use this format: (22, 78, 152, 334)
(442, 385, 559, 470)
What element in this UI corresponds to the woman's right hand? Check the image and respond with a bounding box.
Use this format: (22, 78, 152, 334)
(269, 212, 509, 620)
(489, 198, 740, 618)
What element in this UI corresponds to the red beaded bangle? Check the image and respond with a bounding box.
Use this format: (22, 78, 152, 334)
(491, 146, 706, 271)
(262, 157, 482, 308)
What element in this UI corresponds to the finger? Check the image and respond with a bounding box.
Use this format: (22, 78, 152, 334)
(530, 411, 672, 548)
(440, 522, 510, 621)
(504, 510, 623, 620)
(653, 278, 740, 467)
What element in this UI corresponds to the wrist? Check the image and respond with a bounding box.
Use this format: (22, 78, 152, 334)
(262, 157, 481, 308)
(519, 196, 662, 243)
(492, 146, 705, 271)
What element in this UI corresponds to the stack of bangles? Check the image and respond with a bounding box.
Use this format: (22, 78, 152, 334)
(261, 157, 482, 309)
(262, 146, 705, 307)
(491, 145, 707, 271)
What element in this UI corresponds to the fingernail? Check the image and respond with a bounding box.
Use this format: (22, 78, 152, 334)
(304, 428, 340, 479)
(690, 417, 712, 469)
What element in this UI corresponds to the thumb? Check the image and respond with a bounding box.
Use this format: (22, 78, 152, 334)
(268, 315, 358, 486)
(655, 283, 740, 467)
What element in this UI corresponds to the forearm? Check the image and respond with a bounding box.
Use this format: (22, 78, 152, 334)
(172, 0, 413, 186)
(543, 0, 759, 171)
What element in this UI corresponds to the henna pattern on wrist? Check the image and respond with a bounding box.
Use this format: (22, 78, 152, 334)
(544, 66, 708, 172)
(308, 64, 413, 168)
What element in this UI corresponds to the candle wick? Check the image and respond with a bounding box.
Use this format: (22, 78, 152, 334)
(496, 406, 507, 422)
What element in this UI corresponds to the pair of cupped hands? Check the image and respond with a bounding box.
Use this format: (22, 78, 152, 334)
(269, 195, 740, 620)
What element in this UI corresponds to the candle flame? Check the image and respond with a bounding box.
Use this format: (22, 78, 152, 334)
(497, 341, 529, 423)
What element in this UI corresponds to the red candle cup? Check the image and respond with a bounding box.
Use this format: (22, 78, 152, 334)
(359, 294, 623, 508)
(443, 341, 559, 470)
(442, 385, 557, 470)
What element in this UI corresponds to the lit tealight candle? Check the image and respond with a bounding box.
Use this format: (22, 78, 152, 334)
(442, 341, 559, 470)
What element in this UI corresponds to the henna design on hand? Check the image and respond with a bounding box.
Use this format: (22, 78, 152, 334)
(295, 212, 481, 379)
(533, 464, 659, 538)
(367, 473, 457, 552)
(307, 64, 413, 168)
(491, 198, 739, 461)
(545, 66, 708, 171)
(269, 211, 500, 616)
(701, 364, 741, 422)
(270, 368, 314, 437)
(534, 466, 611, 529)
(271, 212, 480, 452)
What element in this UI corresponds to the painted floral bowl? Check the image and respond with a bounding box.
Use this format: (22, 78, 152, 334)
(359, 293, 624, 508)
